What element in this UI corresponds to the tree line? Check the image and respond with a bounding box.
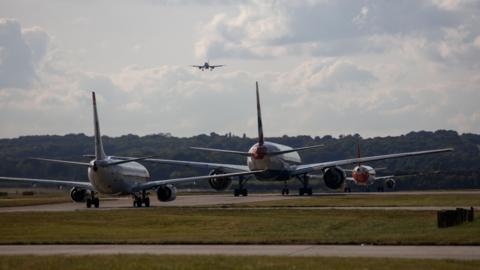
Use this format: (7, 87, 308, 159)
(0, 129, 479, 191)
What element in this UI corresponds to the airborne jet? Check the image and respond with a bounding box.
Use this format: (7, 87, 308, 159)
(117, 82, 453, 196)
(0, 92, 259, 208)
(192, 61, 225, 71)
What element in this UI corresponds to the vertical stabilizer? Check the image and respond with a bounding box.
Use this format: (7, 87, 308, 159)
(256, 82, 264, 146)
(92, 92, 106, 160)
(356, 140, 361, 166)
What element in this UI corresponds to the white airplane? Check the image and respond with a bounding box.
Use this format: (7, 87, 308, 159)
(114, 82, 454, 197)
(0, 92, 260, 208)
(192, 61, 225, 71)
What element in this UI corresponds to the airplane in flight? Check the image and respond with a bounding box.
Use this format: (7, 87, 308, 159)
(192, 61, 225, 71)
(0, 92, 259, 208)
(115, 82, 453, 197)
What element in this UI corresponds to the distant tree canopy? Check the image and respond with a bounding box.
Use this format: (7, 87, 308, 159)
(0, 130, 479, 191)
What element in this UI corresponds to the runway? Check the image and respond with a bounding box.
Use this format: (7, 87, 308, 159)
(0, 244, 479, 260)
(1, 191, 479, 212)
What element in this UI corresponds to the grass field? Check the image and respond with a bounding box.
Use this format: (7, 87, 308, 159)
(225, 193, 480, 208)
(0, 208, 479, 245)
(0, 255, 479, 270)
(0, 190, 70, 207)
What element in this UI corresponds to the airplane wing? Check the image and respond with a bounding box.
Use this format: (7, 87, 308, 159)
(133, 170, 263, 191)
(111, 156, 249, 173)
(294, 148, 453, 175)
(211, 65, 224, 68)
(0, 176, 94, 190)
(191, 65, 202, 68)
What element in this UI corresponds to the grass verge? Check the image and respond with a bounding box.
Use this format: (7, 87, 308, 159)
(1, 255, 479, 270)
(0, 208, 479, 245)
(226, 193, 480, 208)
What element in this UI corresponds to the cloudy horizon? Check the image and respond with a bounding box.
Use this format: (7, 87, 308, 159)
(1, 0, 479, 139)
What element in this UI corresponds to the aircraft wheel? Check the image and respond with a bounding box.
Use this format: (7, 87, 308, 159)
(241, 189, 248, 196)
(133, 197, 142, 207)
(93, 198, 100, 208)
(144, 197, 150, 207)
(86, 198, 92, 208)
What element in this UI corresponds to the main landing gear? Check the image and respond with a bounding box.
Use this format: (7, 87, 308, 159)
(297, 174, 313, 196)
(133, 190, 150, 208)
(281, 181, 289, 195)
(86, 191, 100, 208)
(234, 176, 248, 197)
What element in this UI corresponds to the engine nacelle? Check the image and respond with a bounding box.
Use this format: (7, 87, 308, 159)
(208, 169, 232, 191)
(323, 167, 346, 190)
(70, 187, 88, 202)
(385, 178, 396, 189)
(156, 184, 177, 202)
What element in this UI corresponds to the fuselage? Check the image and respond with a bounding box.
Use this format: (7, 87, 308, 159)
(87, 157, 150, 195)
(351, 165, 376, 186)
(247, 141, 301, 181)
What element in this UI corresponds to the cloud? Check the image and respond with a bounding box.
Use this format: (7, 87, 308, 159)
(0, 19, 49, 89)
(0, 19, 36, 89)
(195, 0, 479, 60)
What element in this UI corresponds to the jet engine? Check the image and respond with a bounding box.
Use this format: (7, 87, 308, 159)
(70, 187, 88, 202)
(323, 167, 346, 190)
(208, 169, 232, 191)
(156, 184, 177, 202)
(385, 178, 396, 189)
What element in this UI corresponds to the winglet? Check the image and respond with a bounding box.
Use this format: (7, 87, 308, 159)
(256, 82, 264, 146)
(92, 92, 106, 160)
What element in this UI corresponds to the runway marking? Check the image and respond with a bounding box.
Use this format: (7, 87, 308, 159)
(0, 245, 479, 260)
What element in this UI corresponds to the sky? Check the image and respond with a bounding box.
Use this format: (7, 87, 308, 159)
(0, 0, 479, 139)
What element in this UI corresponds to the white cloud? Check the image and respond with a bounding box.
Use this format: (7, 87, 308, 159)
(0, 19, 48, 89)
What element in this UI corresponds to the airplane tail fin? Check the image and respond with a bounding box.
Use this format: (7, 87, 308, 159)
(92, 92, 106, 161)
(256, 82, 264, 146)
(356, 140, 361, 166)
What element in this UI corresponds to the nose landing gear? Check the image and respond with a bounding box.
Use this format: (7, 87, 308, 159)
(86, 191, 100, 208)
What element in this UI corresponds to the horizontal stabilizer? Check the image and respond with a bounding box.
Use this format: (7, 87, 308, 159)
(29, 157, 92, 167)
(267, 144, 323, 156)
(191, 144, 323, 157)
(190, 147, 252, 156)
(102, 156, 155, 167)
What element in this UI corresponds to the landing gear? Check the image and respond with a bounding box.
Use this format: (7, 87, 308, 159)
(297, 174, 313, 196)
(234, 176, 248, 197)
(281, 181, 289, 195)
(133, 190, 150, 207)
(86, 191, 100, 208)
